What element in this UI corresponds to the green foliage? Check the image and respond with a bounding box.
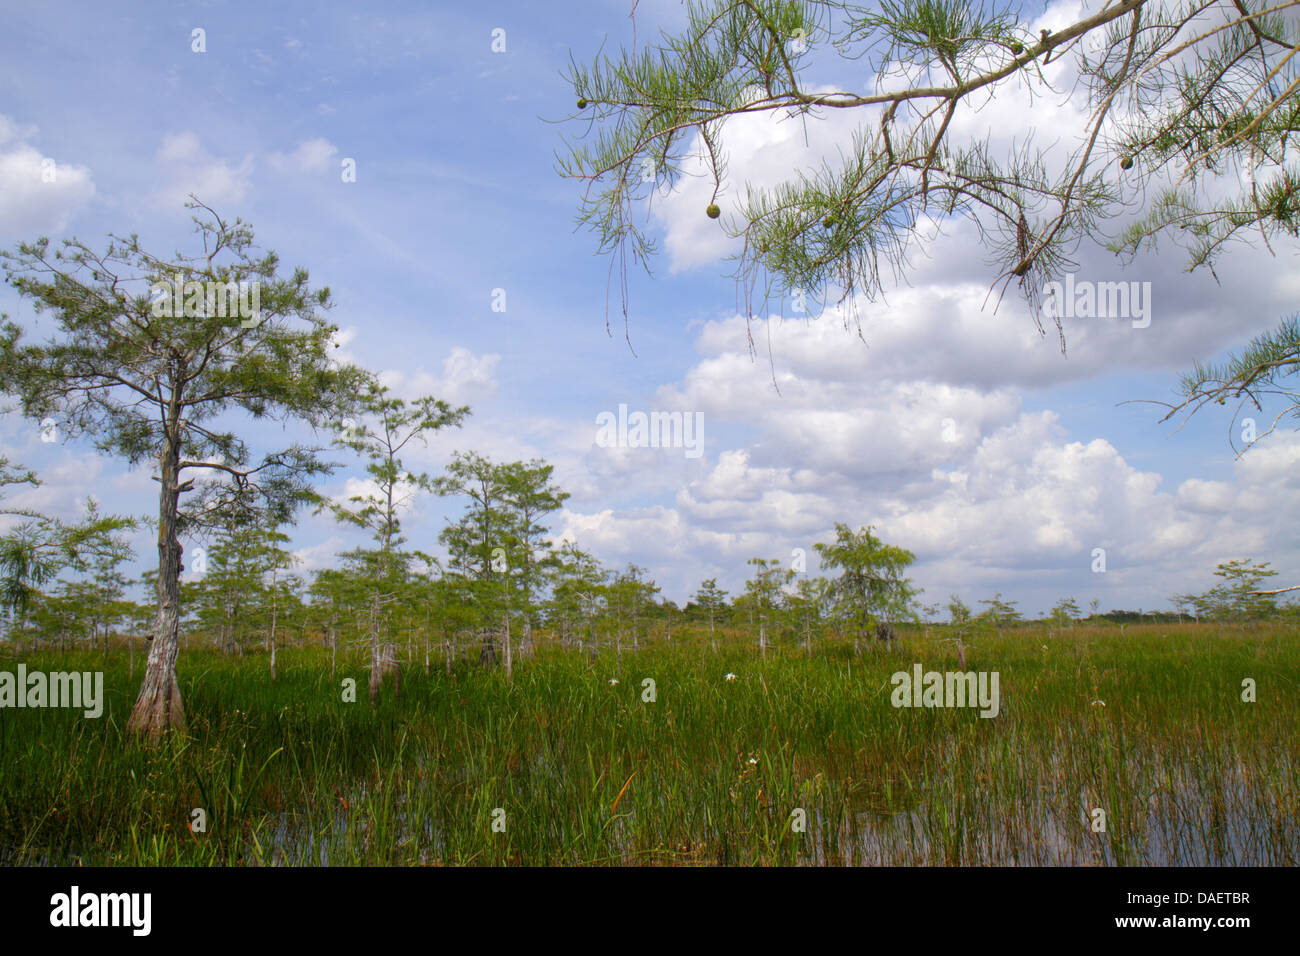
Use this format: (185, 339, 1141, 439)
(1171, 557, 1286, 622)
(560, 0, 1293, 332)
(0, 455, 135, 618)
(946, 594, 971, 626)
(692, 577, 731, 627)
(3, 623, 1297, 865)
(1157, 314, 1300, 450)
(435, 451, 568, 630)
(0, 200, 369, 529)
(976, 591, 1021, 628)
(324, 379, 466, 582)
(543, 541, 610, 648)
(190, 519, 296, 654)
(1050, 596, 1081, 627)
(813, 522, 919, 636)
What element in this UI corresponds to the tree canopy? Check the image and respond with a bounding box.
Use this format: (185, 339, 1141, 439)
(561, 0, 1300, 339)
(0, 199, 371, 739)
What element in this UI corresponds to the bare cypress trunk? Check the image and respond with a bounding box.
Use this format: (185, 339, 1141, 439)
(127, 440, 186, 741)
(368, 592, 382, 705)
(520, 617, 533, 658)
(503, 616, 513, 682)
(269, 592, 278, 682)
(383, 643, 401, 699)
(128, 567, 184, 738)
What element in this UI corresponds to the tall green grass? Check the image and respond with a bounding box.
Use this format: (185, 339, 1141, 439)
(0, 622, 1295, 865)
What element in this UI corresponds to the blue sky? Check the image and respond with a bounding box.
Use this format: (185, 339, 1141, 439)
(1, 0, 1297, 617)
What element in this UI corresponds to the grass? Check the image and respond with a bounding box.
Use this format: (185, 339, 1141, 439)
(0, 621, 1296, 865)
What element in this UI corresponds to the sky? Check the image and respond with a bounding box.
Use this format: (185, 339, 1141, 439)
(0, 0, 1297, 618)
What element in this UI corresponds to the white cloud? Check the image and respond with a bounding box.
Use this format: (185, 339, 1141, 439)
(436, 347, 500, 404)
(1175, 478, 1235, 514)
(152, 132, 253, 208)
(554, 287, 1300, 610)
(378, 346, 500, 406)
(0, 114, 95, 236)
(330, 475, 422, 520)
(293, 536, 346, 573)
(268, 137, 339, 174)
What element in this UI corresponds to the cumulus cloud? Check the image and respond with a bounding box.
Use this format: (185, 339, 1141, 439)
(268, 137, 339, 174)
(0, 114, 95, 237)
(378, 346, 500, 406)
(554, 285, 1300, 611)
(293, 536, 347, 573)
(152, 132, 253, 208)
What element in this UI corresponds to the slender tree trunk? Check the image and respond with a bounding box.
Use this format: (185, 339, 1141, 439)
(368, 592, 382, 705)
(127, 438, 186, 741)
(386, 642, 401, 699)
(503, 615, 513, 682)
(269, 592, 278, 682)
